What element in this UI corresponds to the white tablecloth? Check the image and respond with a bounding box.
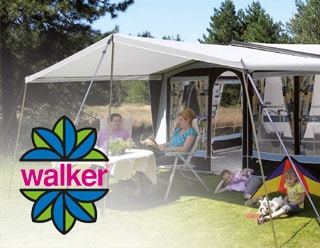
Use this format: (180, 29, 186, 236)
(52, 149, 157, 185)
(107, 149, 157, 185)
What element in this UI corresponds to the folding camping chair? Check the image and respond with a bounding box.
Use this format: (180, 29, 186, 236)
(157, 119, 210, 200)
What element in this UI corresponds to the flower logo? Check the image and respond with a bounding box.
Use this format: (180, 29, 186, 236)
(20, 116, 109, 234)
(20, 116, 108, 161)
(20, 189, 108, 234)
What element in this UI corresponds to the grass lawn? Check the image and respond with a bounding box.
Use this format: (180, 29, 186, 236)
(1, 160, 320, 248)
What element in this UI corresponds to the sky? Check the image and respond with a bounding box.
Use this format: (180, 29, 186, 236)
(92, 0, 298, 42)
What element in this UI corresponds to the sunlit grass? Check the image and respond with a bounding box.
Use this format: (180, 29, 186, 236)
(84, 104, 242, 129)
(212, 106, 242, 127)
(84, 104, 153, 127)
(3, 105, 320, 247)
(1, 159, 320, 247)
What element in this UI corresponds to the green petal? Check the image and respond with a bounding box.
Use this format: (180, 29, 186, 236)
(20, 190, 47, 201)
(83, 150, 108, 160)
(77, 129, 94, 146)
(36, 205, 52, 221)
(53, 117, 64, 141)
(65, 209, 76, 231)
(79, 202, 96, 219)
(33, 132, 50, 149)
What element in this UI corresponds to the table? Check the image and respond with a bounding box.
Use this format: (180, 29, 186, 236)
(51, 148, 157, 215)
(52, 148, 157, 185)
(106, 148, 157, 185)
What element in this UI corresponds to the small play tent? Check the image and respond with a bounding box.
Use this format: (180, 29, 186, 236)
(253, 157, 320, 198)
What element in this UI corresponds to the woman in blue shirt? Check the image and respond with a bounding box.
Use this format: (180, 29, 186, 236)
(156, 108, 197, 165)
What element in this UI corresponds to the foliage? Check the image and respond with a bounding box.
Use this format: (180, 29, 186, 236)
(4, 0, 320, 156)
(0, 0, 134, 154)
(137, 31, 154, 38)
(138, 31, 183, 41)
(220, 84, 241, 107)
(288, 0, 320, 43)
(123, 81, 150, 105)
(162, 34, 183, 41)
(200, 0, 289, 44)
(200, 0, 241, 44)
(241, 2, 287, 43)
(109, 138, 135, 155)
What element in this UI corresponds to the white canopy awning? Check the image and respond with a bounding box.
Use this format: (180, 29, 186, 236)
(25, 34, 320, 83)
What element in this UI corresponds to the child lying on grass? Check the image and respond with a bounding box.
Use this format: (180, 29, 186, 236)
(214, 168, 262, 203)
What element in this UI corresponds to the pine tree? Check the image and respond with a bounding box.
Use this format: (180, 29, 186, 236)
(200, 0, 289, 44)
(288, 0, 320, 43)
(241, 1, 285, 43)
(199, 0, 241, 44)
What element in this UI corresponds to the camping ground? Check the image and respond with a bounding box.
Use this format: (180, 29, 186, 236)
(1, 158, 320, 248)
(1, 104, 320, 247)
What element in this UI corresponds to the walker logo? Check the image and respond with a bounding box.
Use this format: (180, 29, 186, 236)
(19, 116, 109, 234)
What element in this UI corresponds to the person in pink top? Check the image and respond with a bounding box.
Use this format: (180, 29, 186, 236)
(214, 168, 262, 201)
(96, 113, 131, 148)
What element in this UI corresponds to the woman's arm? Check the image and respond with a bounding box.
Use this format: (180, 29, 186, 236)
(158, 142, 170, 151)
(163, 135, 195, 153)
(214, 180, 228, 193)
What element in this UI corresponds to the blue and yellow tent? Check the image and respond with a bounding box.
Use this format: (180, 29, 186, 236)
(253, 157, 320, 199)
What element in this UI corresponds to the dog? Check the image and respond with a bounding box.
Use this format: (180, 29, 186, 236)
(258, 196, 284, 216)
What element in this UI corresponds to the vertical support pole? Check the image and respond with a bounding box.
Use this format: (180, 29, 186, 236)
(294, 76, 300, 155)
(241, 74, 251, 169)
(9, 83, 28, 196)
(166, 76, 171, 141)
(207, 73, 213, 158)
(106, 36, 115, 155)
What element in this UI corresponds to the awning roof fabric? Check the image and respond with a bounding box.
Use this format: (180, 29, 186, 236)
(25, 34, 320, 83)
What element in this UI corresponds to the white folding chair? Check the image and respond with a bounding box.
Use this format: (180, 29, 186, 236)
(158, 119, 210, 200)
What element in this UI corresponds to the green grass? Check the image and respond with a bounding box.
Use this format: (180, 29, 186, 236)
(1, 159, 320, 248)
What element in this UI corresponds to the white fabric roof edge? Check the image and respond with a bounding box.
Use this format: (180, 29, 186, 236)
(25, 35, 113, 83)
(25, 75, 160, 83)
(24, 34, 320, 84)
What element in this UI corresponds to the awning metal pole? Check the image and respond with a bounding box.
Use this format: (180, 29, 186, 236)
(74, 35, 113, 124)
(241, 68, 278, 248)
(8, 83, 28, 196)
(106, 36, 115, 154)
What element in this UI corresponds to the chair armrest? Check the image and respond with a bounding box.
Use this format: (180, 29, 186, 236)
(165, 151, 189, 156)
